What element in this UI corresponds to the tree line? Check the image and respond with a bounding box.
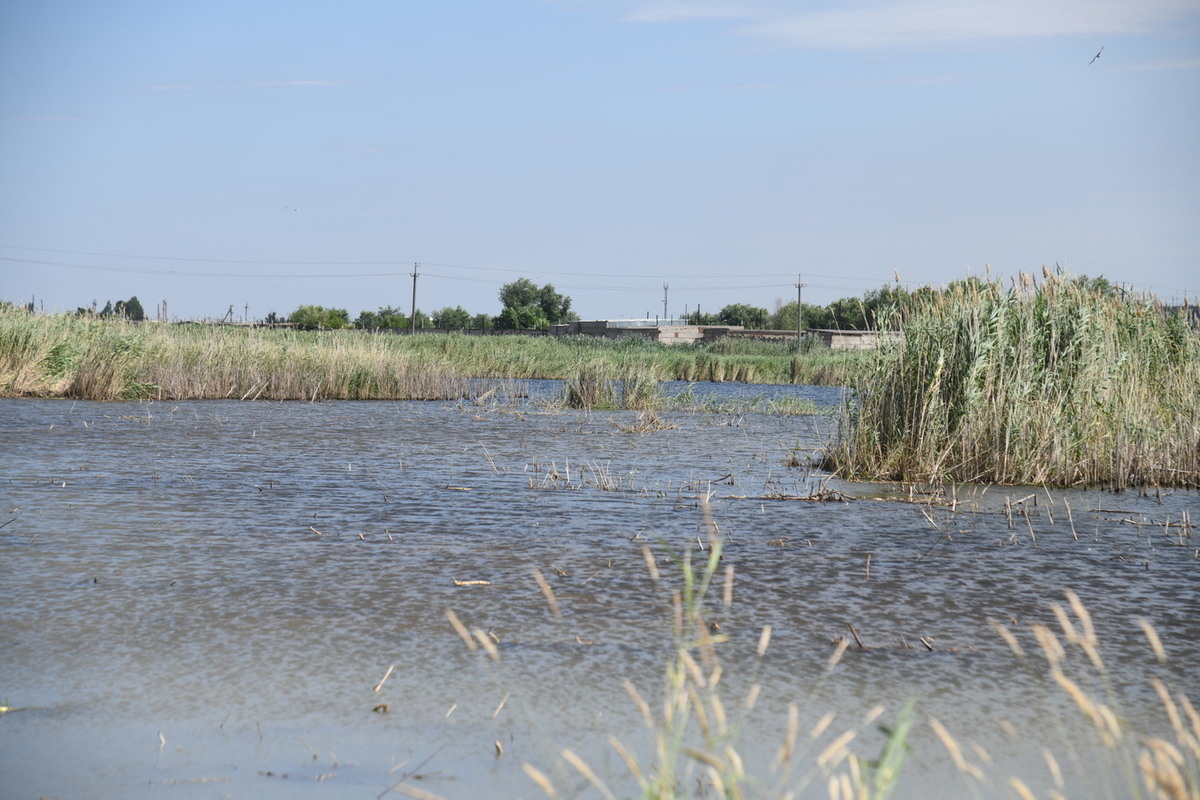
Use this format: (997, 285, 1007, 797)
(55, 272, 1123, 332)
(284, 278, 577, 331)
(282, 279, 1005, 331)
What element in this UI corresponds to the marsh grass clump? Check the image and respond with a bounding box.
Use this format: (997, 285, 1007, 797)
(564, 362, 618, 409)
(826, 272, 1200, 488)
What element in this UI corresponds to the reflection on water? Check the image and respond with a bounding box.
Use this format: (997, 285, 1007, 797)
(1, 387, 1197, 799)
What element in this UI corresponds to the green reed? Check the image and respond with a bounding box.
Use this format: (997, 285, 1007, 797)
(825, 272, 1200, 488)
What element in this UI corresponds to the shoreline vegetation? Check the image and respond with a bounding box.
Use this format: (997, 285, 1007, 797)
(825, 272, 1200, 489)
(0, 307, 861, 403)
(3, 270, 1198, 488)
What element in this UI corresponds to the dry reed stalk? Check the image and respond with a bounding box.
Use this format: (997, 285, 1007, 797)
(606, 735, 644, 783)
(989, 618, 1026, 658)
(1053, 671, 1122, 748)
(373, 664, 395, 693)
(816, 728, 858, 770)
(444, 609, 476, 651)
(757, 625, 773, 657)
(532, 569, 561, 621)
(1008, 776, 1037, 800)
(1140, 618, 1169, 663)
(743, 683, 761, 711)
(826, 638, 850, 672)
(560, 749, 617, 800)
(471, 627, 500, 661)
(928, 717, 985, 781)
(522, 763, 558, 798)
(774, 704, 800, 771)
(1031, 623, 1065, 670)
(1043, 747, 1065, 789)
(1138, 739, 1191, 800)
(623, 679, 654, 729)
(847, 624, 868, 649)
(642, 545, 661, 583)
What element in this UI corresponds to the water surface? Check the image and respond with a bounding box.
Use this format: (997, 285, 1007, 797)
(1, 388, 1196, 798)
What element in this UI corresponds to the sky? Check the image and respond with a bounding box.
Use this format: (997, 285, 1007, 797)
(2, 0, 1198, 323)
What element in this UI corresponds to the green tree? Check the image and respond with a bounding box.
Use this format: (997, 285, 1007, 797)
(769, 301, 835, 331)
(290, 305, 349, 330)
(122, 296, 146, 321)
(860, 285, 909, 329)
(354, 306, 408, 330)
(495, 304, 550, 330)
(470, 312, 492, 330)
(827, 297, 868, 330)
(498, 278, 573, 327)
(432, 306, 472, 329)
(716, 303, 769, 328)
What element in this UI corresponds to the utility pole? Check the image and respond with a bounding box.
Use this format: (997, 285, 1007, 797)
(796, 274, 805, 354)
(663, 282, 669, 323)
(410, 263, 419, 335)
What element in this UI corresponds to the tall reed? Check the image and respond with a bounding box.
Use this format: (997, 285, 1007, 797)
(825, 273, 1200, 488)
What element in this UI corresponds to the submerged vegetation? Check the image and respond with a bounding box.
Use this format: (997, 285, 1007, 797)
(0, 308, 865, 401)
(825, 272, 1200, 489)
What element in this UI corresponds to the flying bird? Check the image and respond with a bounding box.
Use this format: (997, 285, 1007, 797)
(1089, 45, 1104, 65)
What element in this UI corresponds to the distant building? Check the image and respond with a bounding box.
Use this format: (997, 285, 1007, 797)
(551, 320, 900, 349)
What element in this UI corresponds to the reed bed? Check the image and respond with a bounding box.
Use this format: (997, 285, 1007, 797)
(825, 273, 1200, 488)
(0, 309, 863, 401)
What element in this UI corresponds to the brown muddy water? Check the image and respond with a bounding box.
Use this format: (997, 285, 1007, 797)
(1, 382, 1197, 799)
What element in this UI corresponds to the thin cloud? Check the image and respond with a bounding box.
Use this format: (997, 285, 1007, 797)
(620, 0, 1198, 49)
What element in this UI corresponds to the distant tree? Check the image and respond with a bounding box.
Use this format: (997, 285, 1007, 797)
(470, 312, 492, 330)
(1070, 273, 1119, 297)
(827, 297, 868, 330)
(498, 279, 573, 327)
(354, 305, 408, 330)
(122, 296, 146, 321)
(264, 311, 281, 325)
(859, 285, 909, 329)
(685, 310, 719, 325)
(769, 300, 835, 331)
(411, 309, 431, 329)
(290, 305, 349, 330)
(494, 304, 550, 331)
(716, 303, 769, 329)
(99, 300, 115, 317)
(432, 306, 472, 329)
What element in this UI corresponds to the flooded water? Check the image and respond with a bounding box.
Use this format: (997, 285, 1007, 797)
(1, 384, 1197, 799)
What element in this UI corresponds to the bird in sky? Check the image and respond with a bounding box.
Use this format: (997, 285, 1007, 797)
(1089, 45, 1104, 64)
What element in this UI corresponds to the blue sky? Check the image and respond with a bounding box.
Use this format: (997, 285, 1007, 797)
(2, 0, 1198, 322)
